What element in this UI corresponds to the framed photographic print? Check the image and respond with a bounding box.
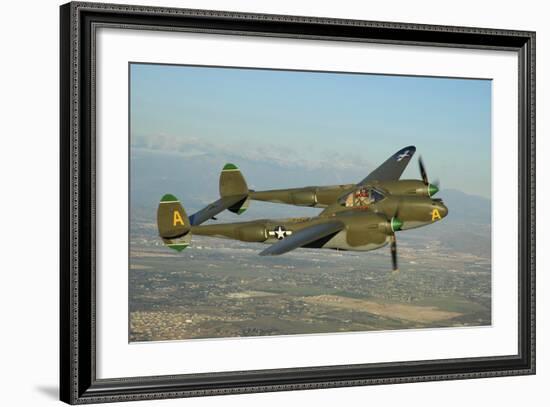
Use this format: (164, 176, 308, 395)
(60, 1, 536, 404)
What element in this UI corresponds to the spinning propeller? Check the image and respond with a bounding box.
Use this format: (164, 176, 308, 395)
(390, 234, 398, 272)
(388, 215, 403, 272)
(386, 156, 446, 271)
(419, 156, 440, 197)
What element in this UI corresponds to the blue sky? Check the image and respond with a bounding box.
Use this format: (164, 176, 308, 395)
(130, 63, 492, 198)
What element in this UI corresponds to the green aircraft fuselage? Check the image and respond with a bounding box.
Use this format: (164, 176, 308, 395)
(249, 179, 438, 208)
(191, 185, 447, 252)
(157, 146, 449, 270)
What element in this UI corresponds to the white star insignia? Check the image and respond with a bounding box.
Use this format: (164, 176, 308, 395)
(268, 226, 293, 240)
(396, 150, 410, 162)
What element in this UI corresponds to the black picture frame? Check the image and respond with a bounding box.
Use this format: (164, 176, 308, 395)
(60, 1, 536, 404)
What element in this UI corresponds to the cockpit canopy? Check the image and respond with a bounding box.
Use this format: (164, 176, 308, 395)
(340, 186, 386, 208)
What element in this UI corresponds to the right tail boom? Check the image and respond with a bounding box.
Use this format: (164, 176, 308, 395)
(187, 163, 250, 226)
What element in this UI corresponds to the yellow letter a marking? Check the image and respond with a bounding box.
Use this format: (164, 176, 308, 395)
(173, 210, 184, 226)
(431, 208, 441, 221)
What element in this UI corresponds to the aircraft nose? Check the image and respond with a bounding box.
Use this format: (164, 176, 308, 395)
(438, 202, 448, 218)
(429, 199, 448, 221)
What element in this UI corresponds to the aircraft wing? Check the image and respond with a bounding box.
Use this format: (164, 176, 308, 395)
(189, 195, 247, 226)
(358, 145, 416, 185)
(259, 220, 344, 256)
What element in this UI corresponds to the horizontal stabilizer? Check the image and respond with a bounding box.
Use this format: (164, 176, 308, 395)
(189, 195, 247, 226)
(259, 221, 344, 256)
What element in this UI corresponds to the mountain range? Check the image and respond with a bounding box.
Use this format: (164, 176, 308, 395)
(130, 144, 491, 225)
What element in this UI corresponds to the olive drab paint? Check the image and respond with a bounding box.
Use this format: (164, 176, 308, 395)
(155, 146, 449, 270)
(157, 194, 191, 249)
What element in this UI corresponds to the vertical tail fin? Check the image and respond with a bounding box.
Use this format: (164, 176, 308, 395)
(157, 194, 192, 251)
(219, 163, 249, 214)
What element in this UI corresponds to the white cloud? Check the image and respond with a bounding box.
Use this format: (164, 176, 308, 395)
(131, 133, 374, 173)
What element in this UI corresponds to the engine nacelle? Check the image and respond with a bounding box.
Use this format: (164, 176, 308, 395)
(378, 180, 438, 197)
(237, 225, 268, 242)
(290, 189, 317, 206)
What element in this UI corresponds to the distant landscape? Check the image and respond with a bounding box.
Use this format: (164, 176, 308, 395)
(129, 143, 491, 342)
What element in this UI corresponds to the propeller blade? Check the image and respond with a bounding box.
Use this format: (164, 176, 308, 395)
(390, 234, 399, 272)
(427, 178, 440, 197)
(419, 156, 429, 185)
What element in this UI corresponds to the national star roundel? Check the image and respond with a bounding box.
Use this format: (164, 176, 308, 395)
(268, 225, 293, 240)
